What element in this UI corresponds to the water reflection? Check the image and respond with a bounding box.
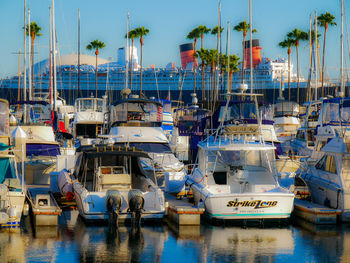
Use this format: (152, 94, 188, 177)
(1, 211, 350, 262)
(76, 224, 167, 263)
(201, 226, 294, 262)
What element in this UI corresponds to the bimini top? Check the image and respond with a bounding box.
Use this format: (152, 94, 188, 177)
(77, 144, 151, 159)
(320, 97, 350, 125)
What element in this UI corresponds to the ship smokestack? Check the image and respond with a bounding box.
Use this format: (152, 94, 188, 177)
(244, 39, 262, 68)
(179, 43, 198, 69)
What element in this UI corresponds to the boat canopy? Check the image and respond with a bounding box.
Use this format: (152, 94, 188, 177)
(77, 145, 151, 159)
(321, 97, 350, 125)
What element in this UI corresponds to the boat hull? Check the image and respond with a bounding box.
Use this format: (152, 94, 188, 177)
(191, 184, 294, 220)
(73, 181, 165, 222)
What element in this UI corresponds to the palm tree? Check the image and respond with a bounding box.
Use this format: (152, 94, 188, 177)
(211, 25, 224, 36)
(125, 29, 138, 90)
(134, 26, 149, 96)
(195, 48, 210, 102)
(86, 39, 106, 98)
(287, 29, 308, 103)
(192, 25, 210, 98)
(318, 12, 337, 96)
(207, 49, 218, 103)
(187, 28, 201, 93)
(196, 25, 211, 49)
(233, 20, 257, 84)
(221, 54, 241, 93)
(278, 38, 296, 100)
(26, 21, 42, 96)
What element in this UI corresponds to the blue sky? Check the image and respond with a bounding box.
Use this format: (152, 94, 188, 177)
(0, 0, 347, 80)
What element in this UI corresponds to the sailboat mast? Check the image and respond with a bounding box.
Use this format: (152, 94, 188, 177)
(77, 8, 80, 98)
(249, 0, 254, 95)
(126, 12, 129, 90)
(215, 0, 221, 102)
(23, 0, 27, 122)
(49, 6, 53, 109)
(52, 0, 57, 111)
(314, 11, 318, 101)
(226, 21, 230, 93)
(28, 9, 32, 101)
(340, 0, 345, 95)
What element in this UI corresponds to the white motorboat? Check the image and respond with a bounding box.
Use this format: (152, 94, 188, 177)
(106, 95, 186, 194)
(186, 93, 294, 221)
(290, 100, 321, 157)
(308, 97, 350, 165)
(73, 145, 165, 223)
(300, 135, 350, 222)
(273, 99, 301, 143)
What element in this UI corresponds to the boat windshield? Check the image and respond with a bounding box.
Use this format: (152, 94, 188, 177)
(274, 101, 299, 117)
(215, 149, 275, 172)
(111, 102, 162, 126)
(0, 101, 9, 137)
(75, 98, 104, 113)
(219, 102, 273, 122)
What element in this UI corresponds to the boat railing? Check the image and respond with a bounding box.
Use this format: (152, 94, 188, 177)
(202, 127, 263, 147)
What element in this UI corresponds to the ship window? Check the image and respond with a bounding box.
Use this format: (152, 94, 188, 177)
(296, 130, 304, 140)
(316, 141, 327, 151)
(316, 155, 337, 174)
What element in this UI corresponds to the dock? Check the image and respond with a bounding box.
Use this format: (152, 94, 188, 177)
(293, 199, 341, 225)
(164, 193, 204, 226)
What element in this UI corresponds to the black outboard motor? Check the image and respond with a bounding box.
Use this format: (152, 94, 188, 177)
(106, 189, 122, 227)
(128, 189, 144, 227)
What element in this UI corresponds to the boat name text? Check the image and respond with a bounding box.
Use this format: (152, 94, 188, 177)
(226, 200, 278, 209)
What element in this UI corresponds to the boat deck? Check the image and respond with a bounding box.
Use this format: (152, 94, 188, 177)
(293, 199, 341, 225)
(164, 192, 204, 225)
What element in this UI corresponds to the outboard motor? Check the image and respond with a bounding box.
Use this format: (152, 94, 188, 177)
(128, 189, 144, 227)
(106, 190, 122, 227)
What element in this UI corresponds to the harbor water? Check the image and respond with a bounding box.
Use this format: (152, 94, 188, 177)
(1, 211, 350, 262)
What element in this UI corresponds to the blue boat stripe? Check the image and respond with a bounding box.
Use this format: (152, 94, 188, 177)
(210, 213, 291, 217)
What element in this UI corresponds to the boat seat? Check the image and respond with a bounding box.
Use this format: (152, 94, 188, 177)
(99, 173, 131, 190)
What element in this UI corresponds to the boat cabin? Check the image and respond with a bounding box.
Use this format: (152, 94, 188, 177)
(110, 98, 163, 128)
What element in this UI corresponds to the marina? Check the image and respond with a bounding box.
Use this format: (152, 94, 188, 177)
(0, 0, 350, 262)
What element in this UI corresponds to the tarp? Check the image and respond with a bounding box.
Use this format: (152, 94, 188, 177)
(26, 143, 60, 157)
